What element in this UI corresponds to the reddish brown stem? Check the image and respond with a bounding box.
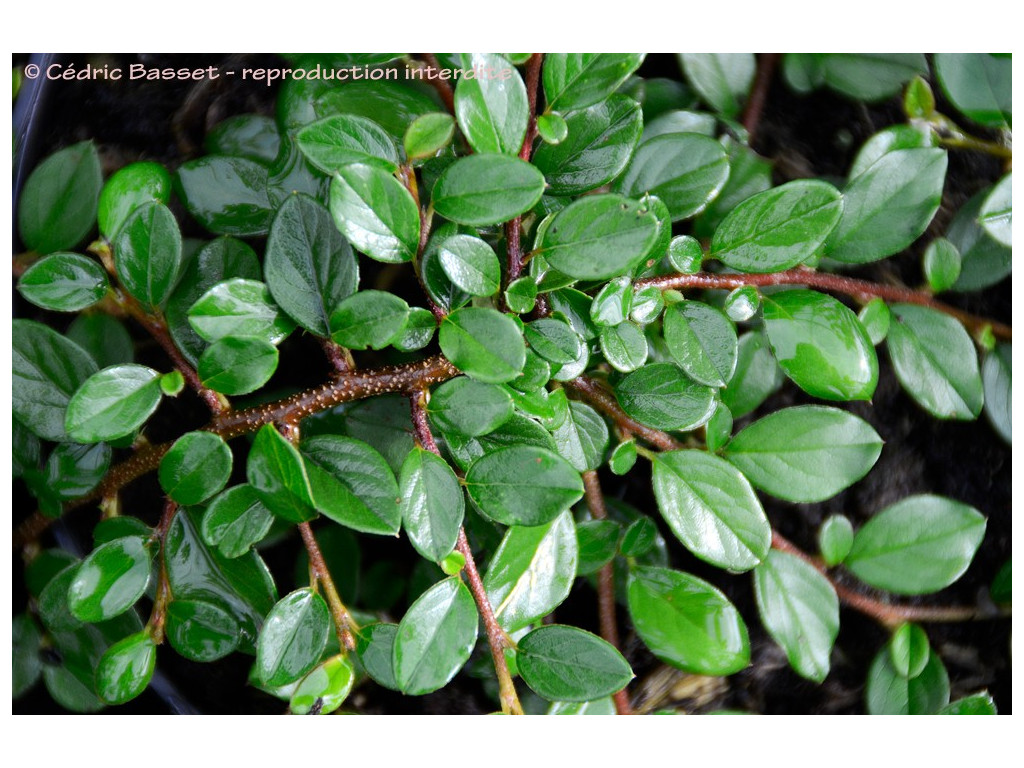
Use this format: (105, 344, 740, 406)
(771, 532, 994, 627)
(583, 470, 634, 715)
(741, 53, 779, 146)
(299, 522, 357, 650)
(418, 53, 455, 114)
(318, 337, 352, 374)
(565, 377, 683, 452)
(146, 498, 180, 644)
(638, 269, 1011, 341)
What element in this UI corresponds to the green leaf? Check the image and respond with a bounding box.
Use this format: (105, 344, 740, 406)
(428, 377, 513, 438)
(18, 252, 109, 312)
(818, 515, 855, 567)
(866, 645, 949, 715)
(934, 53, 1011, 128)
(247, 424, 318, 523)
(525, 317, 585, 366)
(98, 161, 172, 240)
(679, 53, 755, 118)
(393, 307, 436, 353)
(13, 614, 43, 698)
(543, 53, 645, 111)
(290, 654, 356, 715)
(206, 114, 280, 163)
(65, 364, 162, 443)
(724, 406, 882, 503)
(517, 625, 633, 702)
(400, 447, 464, 561)
(982, 343, 1011, 444)
(858, 298, 891, 346)
(532, 94, 643, 195)
(600, 322, 648, 373)
(628, 566, 750, 675)
(95, 632, 156, 705)
(316, 79, 441, 138)
(886, 304, 983, 420)
(614, 133, 729, 222)
(328, 163, 419, 263)
(923, 238, 962, 293)
(454, 53, 528, 155)
(849, 124, 937, 179)
(815, 53, 928, 102)
(296, 114, 400, 174)
(202, 485, 274, 559)
(620, 517, 659, 558)
(330, 290, 409, 350)
(722, 331, 783, 418)
(723, 287, 759, 323)
(439, 307, 526, 384)
(265, 194, 359, 338)
(711, 180, 843, 273)
(19, 140, 102, 254)
(436, 234, 501, 296)
(551, 400, 610, 473)
(938, 693, 998, 715)
(948, 189, 1012, 292)
(42, 441, 111, 503)
(302, 435, 401, 536)
(536, 112, 568, 144)
(188, 278, 295, 345)
(505, 276, 538, 314)
(465, 445, 584, 527)
(826, 148, 947, 264)
(575, 519, 621, 575)
(159, 431, 233, 506)
(198, 336, 279, 396)
(615, 362, 717, 431)
(394, 577, 477, 695)
(979, 173, 1011, 247)
(664, 301, 738, 387)
(754, 550, 839, 683)
(356, 623, 400, 690)
(177, 156, 274, 236)
(67, 313, 134, 369)
(341, 394, 417, 474)
(68, 536, 151, 623)
(693, 138, 774, 239)
(43, 665, 104, 713)
(432, 154, 546, 227)
(846, 495, 986, 595)
(890, 623, 931, 679)
(538, 194, 659, 280)
(164, 508, 277, 652)
(667, 234, 704, 273)
(484, 511, 577, 631)
(608, 440, 637, 476)
(255, 588, 331, 688)
(653, 450, 770, 571)
(762, 289, 878, 402)
(404, 112, 456, 161)
(113, 201, 185, 310)
(547, 697, 616, 715)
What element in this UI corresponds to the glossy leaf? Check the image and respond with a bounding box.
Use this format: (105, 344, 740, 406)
(329, 163, 419, 263)
(890, 623, 931, 679)
(428, 377, 513, 438)
(923, 238, 961, 293)
(357, 623, 400, 691)
(711, 180, 843, 273)
(290, 654, 356, 715)
(846, 495, 986, 595)
(621, 517, 659, 558)
(13, 614, 43, 698)
(188, 278, 295, 345)
(762, 289, 878, 402)
(517, 625, 633, 702)
(465, 445, 584, 527)
(296, 114, 399, 174)
(95, 632, 156, 705)
(979, 173, 1011, 247)
(67, 314, 134, 369)
(724, 406, 882, 503)
(614, 133, 729, 222)
(199, 336, 279, 396)
(98, 161, 172, 240)
(525, 317, 585, 366)
(177, 155, 274, 236)
(939, 693, 998, 715)
(848, 124, 937, 179)
(600, 322, 648, 373)
(206, 114, 280, 163)
(754, 550, 839, 682)
(439, 307, 526, 384)
(42, 441, 111, 503)
(394, 577, 477, 695)
(505, 276, 538, 314)
(111, 201, 183, 309)
(667, 234, 704, 273)
(551, 400, 609, 473)
(628, 566, 750, 676)
(247, 424, 318, 523)
(536, 112, 568, 144)
(65, 364, 162, 443)
(68, 536, 151, 623)
(400, 447, 464, 561)
(615, 362, 717, 432)
(982, 343, 1011, 443)
(532, 94, 643, 195)
(404, 112, 456, 161)
(454, 53, 528, 155)
(202, 485, 274, 559)
(575, 519, 620, 575)
(484, 511, 578, 631)
(255, 588, 331, 688)
(543, 53, 645, 111)
(609, 439, 637, 476)
(721, 331, 783, 418)
(432, 154, 546, 227)
(886, 304, 983, 420)
(18, 252, 109, 312)
(265, 194, 359, 337)
(818, 515, 855, 567)
(948, 190, 1012, 292)
(679, 53, 755, 118)
(866, 646, 949, 715)
(437, 234, 501, 297)
(19, 140, 101, 254)
(547, 697, 616, 715)
(159, 431, 233, 506)
(330, 290, 409, 350)
(302, 435, 401, 536)
(664, 301, 738, 387)
(826, 148, 947, 264)
(653, 450, 770, 571)
(934, 53, 1011, 128)
(316, 79, 440, 138)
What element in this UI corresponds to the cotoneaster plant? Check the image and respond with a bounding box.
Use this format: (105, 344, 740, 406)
(12, 53, 1011, 715)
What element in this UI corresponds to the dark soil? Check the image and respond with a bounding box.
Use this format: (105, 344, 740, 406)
(12, 53, 1011, 715)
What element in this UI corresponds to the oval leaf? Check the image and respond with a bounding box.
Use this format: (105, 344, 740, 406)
(65, 364, 162, 443)
(432, 154, 545, 227)
(255, 588, 331, 688)
(329, 163, 419, 263)
(439, 307, 526, 384)
(399, 447, 465, 561)
(159, 431, 233, 506)
(68, 536, 151, 623)
(517, 625, 633, 702)
(18, 252, 110, 312)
